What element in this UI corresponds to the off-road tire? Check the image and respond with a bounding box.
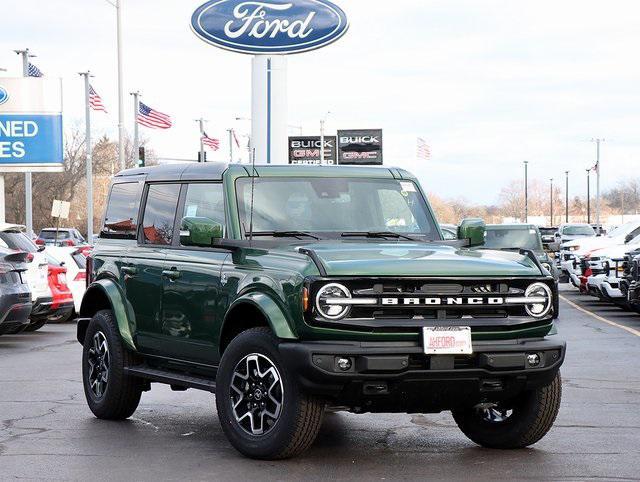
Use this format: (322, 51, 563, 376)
(452, 371, 562, 449)
(24, 318, 47, 332)
(82, 309, 142, 420)
(216, 327, 324, 459)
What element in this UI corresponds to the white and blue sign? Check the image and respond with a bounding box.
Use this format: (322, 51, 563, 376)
(0, 78, 64, 172)
(0, 114, 63, 165)
(191, 0, 349, 54)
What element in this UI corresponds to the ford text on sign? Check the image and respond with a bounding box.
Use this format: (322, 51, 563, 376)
(191, 0, 349, 54)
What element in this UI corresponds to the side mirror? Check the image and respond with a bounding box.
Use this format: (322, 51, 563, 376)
(180, 217, 223, 247)
(458, 218, 485, 247)
(37, 245, 46, 252)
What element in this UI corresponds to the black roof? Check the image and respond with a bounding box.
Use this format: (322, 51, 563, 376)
(115, 162, 232, 181)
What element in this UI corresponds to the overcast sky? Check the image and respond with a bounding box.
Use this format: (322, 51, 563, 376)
(2, 0, 639, 203)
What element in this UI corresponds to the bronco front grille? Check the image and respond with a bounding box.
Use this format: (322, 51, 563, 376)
(305, 277, 556, 333)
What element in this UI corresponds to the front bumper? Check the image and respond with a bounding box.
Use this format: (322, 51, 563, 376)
(279, 337, 565, 413)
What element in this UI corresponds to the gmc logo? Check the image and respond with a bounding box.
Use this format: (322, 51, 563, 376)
(381, 297, 505, 306)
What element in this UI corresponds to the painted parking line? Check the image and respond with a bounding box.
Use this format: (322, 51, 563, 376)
(560, 295, 640, 337)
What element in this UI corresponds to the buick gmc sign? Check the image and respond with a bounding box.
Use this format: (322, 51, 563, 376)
(337, 129, 383, 165)
(191, 0, 349, 54)
(288, 136, 336, 164)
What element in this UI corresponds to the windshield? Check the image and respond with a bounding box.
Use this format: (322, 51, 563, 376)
(236, 177, 438, 239)
(562, 225, 594, 236)
(483, 226, 542, 251)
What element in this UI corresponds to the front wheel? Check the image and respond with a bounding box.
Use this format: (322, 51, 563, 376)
(452, 372, 562, 449)
(216, 327, 324, 459)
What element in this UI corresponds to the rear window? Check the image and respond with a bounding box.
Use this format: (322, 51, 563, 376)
(72, 251, 87, 269)
(40, 230, 71, 240)
(101, 182, 142, 238)
(0, 231, 38, 253)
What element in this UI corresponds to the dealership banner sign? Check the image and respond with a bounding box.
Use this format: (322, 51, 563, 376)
(288, 136, 336, 164)
(337, 129, 383, 165)
(191, 0, 349, 55)
(0, 78, 64, 172)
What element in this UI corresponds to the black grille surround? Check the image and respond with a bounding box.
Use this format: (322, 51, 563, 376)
(304, 276, 558, 334)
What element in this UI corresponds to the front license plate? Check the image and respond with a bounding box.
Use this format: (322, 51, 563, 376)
(423, 326, 472, 355)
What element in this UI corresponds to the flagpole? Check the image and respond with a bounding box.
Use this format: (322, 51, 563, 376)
(592, 138, 604, 234)
(80, 71, 93, 241)
(197, 119, 205, 162)
(227, 129, 234, 163)
(131, 91, 140, 166)
(15, 48, 33, 237)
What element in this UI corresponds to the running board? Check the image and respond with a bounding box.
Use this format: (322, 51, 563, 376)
(124, 366, 216, 392)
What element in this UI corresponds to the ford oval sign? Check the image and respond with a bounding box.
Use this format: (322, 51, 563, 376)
(191, 0, 349, 55)
(0, 86, 8, 106)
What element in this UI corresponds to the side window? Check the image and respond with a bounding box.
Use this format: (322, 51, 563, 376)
(102, 182, 142, 238)
(180, 183, 225, 242)
(141, 184, 181, 245)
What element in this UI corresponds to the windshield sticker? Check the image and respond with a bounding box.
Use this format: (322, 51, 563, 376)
(400, 182, 416, 192)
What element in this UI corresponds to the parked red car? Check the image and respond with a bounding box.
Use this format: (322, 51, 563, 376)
(45, 253, 75, 323)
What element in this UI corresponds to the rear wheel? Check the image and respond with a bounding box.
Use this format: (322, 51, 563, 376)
(452, 372, 562, 449)
(82, 309, 142, 420)
(216, 327, 324, 459)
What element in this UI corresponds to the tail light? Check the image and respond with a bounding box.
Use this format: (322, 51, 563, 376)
(86, 254, 93, 288)
(35, 238, 44, 245)
(26, 252, 34, 263)
(74, 271, 87, 281)
(64, 239, 75, 246)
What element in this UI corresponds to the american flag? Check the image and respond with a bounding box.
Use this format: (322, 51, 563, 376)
(137, 101, 172, 129)
(202, 132, 220, 150)
(28, 62, 44, 77)
(591, 161, 599, 173)
(89, 85, 107, 112)
(416, 137, 431, 160)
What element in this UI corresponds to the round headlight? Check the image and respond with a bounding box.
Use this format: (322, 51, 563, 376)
(315, 283, 351, 320)
(524, 282, 552, 318)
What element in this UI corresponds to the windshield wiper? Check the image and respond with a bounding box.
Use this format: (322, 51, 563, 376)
(250, 231, 320, 240)
(341, 231, 419, 241)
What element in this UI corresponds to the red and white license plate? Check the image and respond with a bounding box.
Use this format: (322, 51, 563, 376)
(423, 326, 472, 355)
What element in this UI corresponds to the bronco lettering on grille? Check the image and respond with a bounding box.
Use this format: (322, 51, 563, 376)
(381, 297, 504, 306)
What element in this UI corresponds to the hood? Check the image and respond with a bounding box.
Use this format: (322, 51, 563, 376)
(589, 242, 640, 260)
(561, 235, 615, 253)
(298, 241, 541, 277)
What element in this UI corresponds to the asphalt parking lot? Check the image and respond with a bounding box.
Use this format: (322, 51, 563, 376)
(1, 285, 639, 481)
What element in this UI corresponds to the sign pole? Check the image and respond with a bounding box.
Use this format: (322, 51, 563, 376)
(131, 91, 140, 166)
(320, 119, 325, 165)
(197, 118, 205, 162)
(16, 49, 34, 237)
(80, 71, 93, 241)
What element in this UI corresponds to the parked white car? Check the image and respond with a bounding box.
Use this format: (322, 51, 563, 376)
(0, 223, 53, 332)
(559, 221, 640, 280)
(583, 236, 640, 299)
(45, 245, 89, 314)
(551, 223, 595, 251)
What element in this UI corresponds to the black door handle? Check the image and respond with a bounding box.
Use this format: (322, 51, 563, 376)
(162, 269, 181, 280)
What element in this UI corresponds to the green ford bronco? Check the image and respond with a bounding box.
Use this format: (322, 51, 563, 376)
(77, 163, 564, 459)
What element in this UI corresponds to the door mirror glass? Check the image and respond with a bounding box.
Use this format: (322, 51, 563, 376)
(180, 217, 223, 247)
(458, 218, 486, 247)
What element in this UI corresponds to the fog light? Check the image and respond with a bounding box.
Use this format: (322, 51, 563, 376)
(336, 357, 352, 371)
(526, 353, 541, 367)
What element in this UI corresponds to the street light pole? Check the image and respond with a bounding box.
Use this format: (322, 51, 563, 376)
(592, 138, 604, 233)
(550, 178, 554, 226)
(565, 170, 569, 222)
(227, 129, 234, 163)
(116, 0, 125, 171)
(80, 71, 93, 240)
(524, 161, 528, 223)
(130, 91, 140, 166)
(586, 168, 591, 224)
(15, 49, 33, 237)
